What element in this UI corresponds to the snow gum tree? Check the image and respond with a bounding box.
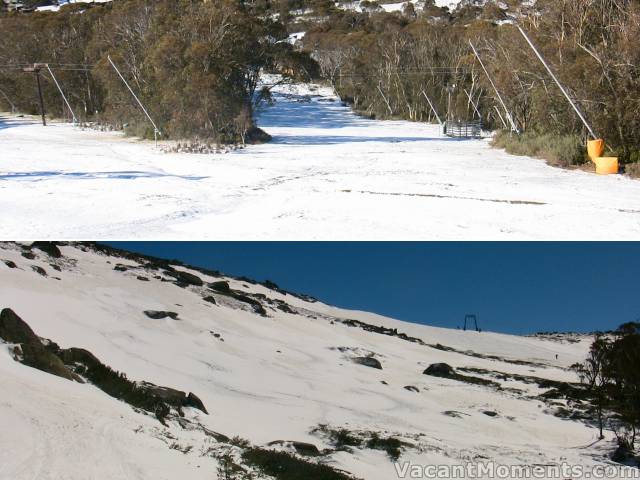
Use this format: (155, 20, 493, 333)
(576, 323, 640, 458)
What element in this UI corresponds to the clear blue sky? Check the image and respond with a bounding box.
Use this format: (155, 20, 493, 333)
(106, 242, 640, 335)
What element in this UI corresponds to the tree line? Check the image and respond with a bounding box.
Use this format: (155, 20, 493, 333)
(573, 323, 640, 461)
(0, 0, 316, 143)
(1, 0, 638, 163)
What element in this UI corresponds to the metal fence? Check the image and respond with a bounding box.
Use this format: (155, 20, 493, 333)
(444, 120, 483, 138)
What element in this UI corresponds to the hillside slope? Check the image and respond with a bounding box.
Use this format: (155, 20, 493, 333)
(0, 242, 620, 480)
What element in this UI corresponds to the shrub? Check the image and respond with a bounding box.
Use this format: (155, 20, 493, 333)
(492, 131, 586, 168)
(365, 433, 404, 461)
(624, 161, 640, 179)
(333, 429, 362, 449)
(242, 448, 354, 480)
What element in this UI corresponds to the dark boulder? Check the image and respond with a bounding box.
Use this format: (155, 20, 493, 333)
(21, 252, 36, 260)
(186, 392, 208, 414)
(20, 342, 76, 381)
(482, 410, 498, 417)
(31, 242, 62, 258)
(138, 382, 187, 405)
(209, 281, 231, 293)
(31, 265, 47, 276)
(50, 264, 62, 272)
(172, 270, 203, 287)
(3, 260, 17, 268)
(0, 309, 75, 381)
(203, 296, 217, 305)
(423, 363, 456, 378)
(137, 276, 150, 282)
(60, 347, 102, 367)
(404, 385, 419, 393)
(144, 310, 179, 320)
(292, 442, 320, 456)
(0, 308, 40, 344)
(137, 382, 208, 415)
(353, 356, 382, 369)
(114, 264, 128, 272)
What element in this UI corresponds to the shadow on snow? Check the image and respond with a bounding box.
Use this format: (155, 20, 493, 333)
(0, 171, 208, 181)
(257, 92, 470, 146)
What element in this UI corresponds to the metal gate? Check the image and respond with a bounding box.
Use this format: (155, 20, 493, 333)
(444, 120, 483, 139)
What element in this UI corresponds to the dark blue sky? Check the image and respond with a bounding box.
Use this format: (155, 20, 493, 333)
(106, 242, 640, 335)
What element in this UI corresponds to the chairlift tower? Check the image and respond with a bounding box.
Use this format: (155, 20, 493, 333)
(23, 64, 46, 126)
(463, 314, 480, 332)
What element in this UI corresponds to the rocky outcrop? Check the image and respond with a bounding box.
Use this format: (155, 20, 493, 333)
(137, 383, 208, 415)
(0, 308, 76, 381)
(209, 281, 231, 293)
(186, 392, 208, 414)
(208, 282, 267, 316)
(423, 362, 500, 388)
(167, 269, 203, 287)
(0, 308, 40, 344)
(31, 241, 62, 258)
(292, 442, 320, 456)
(19, 342, 77, 381)
(342, 318, 426, 345)
(1, 309, 208, 421)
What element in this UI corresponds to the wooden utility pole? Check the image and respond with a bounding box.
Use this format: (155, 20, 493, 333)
(24, 64, 46, 126)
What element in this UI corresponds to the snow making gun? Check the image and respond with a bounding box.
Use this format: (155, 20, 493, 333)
(516, 26, 618, 175)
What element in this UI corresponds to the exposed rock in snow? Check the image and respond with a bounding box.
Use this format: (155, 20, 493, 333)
(352, 356, 383, 369)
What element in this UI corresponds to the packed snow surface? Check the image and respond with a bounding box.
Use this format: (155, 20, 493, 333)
(0, 243, 625, 480)
(1, 80, 640, 240)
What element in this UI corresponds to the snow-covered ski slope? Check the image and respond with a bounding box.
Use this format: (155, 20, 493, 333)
(0, 243, 621, 480)
(2, 80, 640, 240)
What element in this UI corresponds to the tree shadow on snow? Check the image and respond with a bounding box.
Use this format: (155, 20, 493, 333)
(0, 116, 33, 131)
(257, 93, 476, 146)
(267, 135, 467, 146)
(257, 98, 372, 130)
(0, 171, 208, 181)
